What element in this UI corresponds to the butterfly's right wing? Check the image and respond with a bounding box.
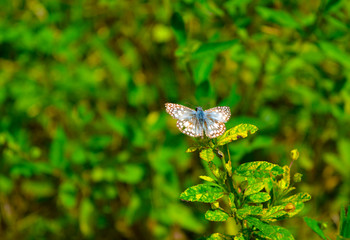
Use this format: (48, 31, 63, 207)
(202, 117, 226, 138)
(204, 106, 231, 123)
(203, 106, 231, 138)
(165, 103, 203, 137)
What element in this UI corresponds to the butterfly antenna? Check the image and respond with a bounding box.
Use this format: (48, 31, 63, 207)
(184, 101, 195, 108)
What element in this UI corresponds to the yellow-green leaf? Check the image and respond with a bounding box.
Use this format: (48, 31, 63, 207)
(237, 205, 263, 218)
(235, 161, 284, 178)
(286, 202, 305, 218)
(208, 161, 221, 179)
(205, 210, 230, 222)
(280, 192, 311, 204)
(200, 148, 215, 161)
(279, 165, 290, 190)
(211, 201, 220, 209)
(228, 193, 236, 211)
(207, 233, 235, 240)
(248, 192, 271, 203)
(180, 184, 224, 203)
(186, 146, 199, 152)
(244, 182, 265, 196)
(216, 124, 258, 146)
(261, 205, 287, 222)
(225, 159, 232, 177)
(200, 175, 216, 183)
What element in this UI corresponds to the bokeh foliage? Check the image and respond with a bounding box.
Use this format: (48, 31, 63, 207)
(0, 0, 349, 239)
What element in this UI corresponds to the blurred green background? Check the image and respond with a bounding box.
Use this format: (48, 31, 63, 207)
(1, 0, 350, 239)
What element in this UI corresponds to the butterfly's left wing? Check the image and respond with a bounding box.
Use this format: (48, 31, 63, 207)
(203, 106, 231, 138)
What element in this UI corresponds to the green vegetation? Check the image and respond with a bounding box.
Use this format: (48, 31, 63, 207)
(0, 0, 350, 239)
(182, 125, 310, 239)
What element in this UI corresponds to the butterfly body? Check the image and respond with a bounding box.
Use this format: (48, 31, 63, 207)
(195, 107, 205, 124)
(165, 103, 231, 138)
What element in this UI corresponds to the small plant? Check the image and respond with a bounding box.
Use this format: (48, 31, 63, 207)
(179, 124, 311, 240)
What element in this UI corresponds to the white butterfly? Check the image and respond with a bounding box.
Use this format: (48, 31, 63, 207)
(165, 103, 231, 138)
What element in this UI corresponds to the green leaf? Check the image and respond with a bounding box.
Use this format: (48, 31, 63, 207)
(205, 210, 230, 222)
(104, 113, 128, 137)
(325, 0, 342, 13)
(216, 124, 258, 146)
(246, 216, 278, 239)
(248, 192, 271, 203)
(244, 182, 265, 196)
(280, 192, 311, 204)
(171, 12, 186, 46)
(339, 205, 350, 238)
(193, 56, 216, 85)
(235, 161, 284, 178)
(180, 184, 224, 203)
(191, 39, 238, 59)
(304, 217, 329, 240)
(59, 181, 77, 208)
(79, 198, 95, 237)
(49, 127, 66, 169)
(116, 164, 145, 184)
(246, 217, 294, 240)
(270, 225, 295, 240)
(93, 38, 130, 88)
(319, 41, 350, 68)
(200, 148, 215, 162)
(237, 205, 263, 218)
(168, 203, 205, 233)
(256, 7, 300, 29)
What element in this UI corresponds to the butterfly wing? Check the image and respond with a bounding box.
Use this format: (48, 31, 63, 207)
(165, 103, 203, 137)
(203, 118, 226, 138)
(203, 106, 231, 138)
(177, 118, 203, 137)
(165, 103, 196, 120)
(204, 106, 231, 123)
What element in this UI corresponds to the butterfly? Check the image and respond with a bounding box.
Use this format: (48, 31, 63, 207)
(165, 103, 231, 138)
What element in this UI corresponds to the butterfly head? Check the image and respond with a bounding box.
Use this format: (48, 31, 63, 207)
(195, 107, 203, 112)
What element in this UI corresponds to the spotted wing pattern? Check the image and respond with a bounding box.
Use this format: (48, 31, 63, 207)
(203, 118, 227, 138)
(204, 106, 231, 123)
(165, 103, 201, 137)
(165, 103, 196, 120)
(176, 119, 203, 137)
(165, 103, 231, 138)
(203, 106, 231, 138)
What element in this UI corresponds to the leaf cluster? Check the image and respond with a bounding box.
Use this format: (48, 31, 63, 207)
(181, 124, 311, 239)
